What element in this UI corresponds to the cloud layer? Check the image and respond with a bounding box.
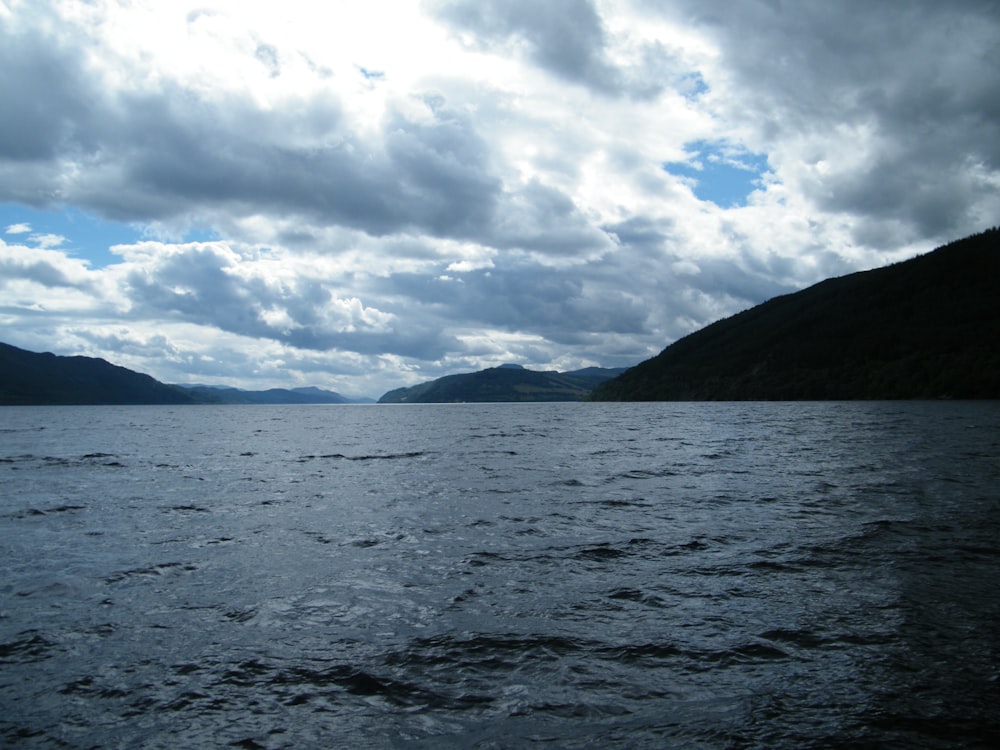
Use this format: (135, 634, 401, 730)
(1, 0, 997, 397)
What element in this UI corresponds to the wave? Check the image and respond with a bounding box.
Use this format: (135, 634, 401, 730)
(296, 450, 429, 462)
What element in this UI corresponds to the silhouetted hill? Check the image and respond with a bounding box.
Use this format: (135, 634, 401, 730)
(0, 343, 371, 405)
(176, 385, 357, 404)
(0, 342, 196, 405)
(592, 228, 1000, 400)
(378, 366, 627, 403)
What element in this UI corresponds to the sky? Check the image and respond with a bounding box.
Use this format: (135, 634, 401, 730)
(1, 0, 998, 399)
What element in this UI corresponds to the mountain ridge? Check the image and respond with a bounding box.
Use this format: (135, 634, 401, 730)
(377, 366, 627, 403)
(173, 384, 369, 405)
(0, 342, 366, 405)
(591, 227, 1000, 401)
(0, 342, 197, 405)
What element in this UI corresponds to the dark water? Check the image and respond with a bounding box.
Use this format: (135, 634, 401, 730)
(2, 401, 999, 748)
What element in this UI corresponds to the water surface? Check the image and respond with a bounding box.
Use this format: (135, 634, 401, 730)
(2, 402, 999, 747)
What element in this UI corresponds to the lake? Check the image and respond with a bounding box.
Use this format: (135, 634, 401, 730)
(2, 402, 999, 748)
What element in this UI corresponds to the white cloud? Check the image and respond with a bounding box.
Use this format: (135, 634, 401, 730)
(29, 232, 66, 248)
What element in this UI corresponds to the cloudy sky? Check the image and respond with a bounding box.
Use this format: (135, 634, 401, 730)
(2, 0, 998, 398)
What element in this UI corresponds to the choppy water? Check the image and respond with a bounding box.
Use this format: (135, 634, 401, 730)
(1, 401, 999, 748)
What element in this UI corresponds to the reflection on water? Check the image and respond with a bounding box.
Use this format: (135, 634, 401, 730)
(1, 402, 999, 747)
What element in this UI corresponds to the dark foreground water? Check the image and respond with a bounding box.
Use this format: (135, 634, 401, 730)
(1, 401, 999, 748)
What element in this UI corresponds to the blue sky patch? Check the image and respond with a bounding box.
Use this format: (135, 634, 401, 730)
(678, 72, 708, 100)
(664, 141, 770, 208)
(1, 204, 216, 268)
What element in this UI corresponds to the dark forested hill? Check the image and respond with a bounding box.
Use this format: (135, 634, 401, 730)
(0, 342, 196, 405)
(175, 385, 356, 404)
(378, 365, 627, 403)
(0, 343, 365, 405)
(591, 228, 1000, 401)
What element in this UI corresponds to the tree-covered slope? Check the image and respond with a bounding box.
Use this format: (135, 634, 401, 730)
(0, 343, 370, 405)
(378, 365, 626, 403)
(592, 228, 1000, 401)
(0, 342, 196, 405)
(176, 385, 354, 404)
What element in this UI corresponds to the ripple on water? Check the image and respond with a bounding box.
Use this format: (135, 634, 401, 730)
(2, 402, 999, 748)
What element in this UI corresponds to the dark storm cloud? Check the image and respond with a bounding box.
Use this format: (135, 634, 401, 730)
(603, 216, 671, 251)
(0, 232, 95, 293)
(428, 0, 686, 100)
(0, 255, 78, 290)
(0, 22, 108, 210)
(0, 16, 608, 260)
(0, 25, 95, 163)
(123, 246, 280, 335)
(95, 91, 497, 239)
(599, 215, 810, 337)
(378, 256, 649, 345)
(429, 0, 621, 93)
(0, 19, 501, 240)
(382, 103, 502, 237)
(375, 266, 583, 332)
(489, 179, 613, 255)
(677, 254, 796, 309)
(270, 322, 455, 361)
(821, 155, 985, 240)
(658, 0, 1000, 242)
(120, 243, 455, 359)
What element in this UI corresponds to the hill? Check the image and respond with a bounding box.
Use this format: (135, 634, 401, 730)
(0, 342, 196, 405)
(591, 228, 1000, 401)
(0, 342, 368, 405)
(175, 385, 358, 404)
(378, 365, 627, 403)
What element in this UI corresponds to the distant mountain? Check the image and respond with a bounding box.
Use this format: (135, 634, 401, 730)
(175, 384, 363, 404)
(0, 342, 196, 405)
(591, 228, 1000, 401)
(378, 365, 627, 403)
(0, 342, 371, 405)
